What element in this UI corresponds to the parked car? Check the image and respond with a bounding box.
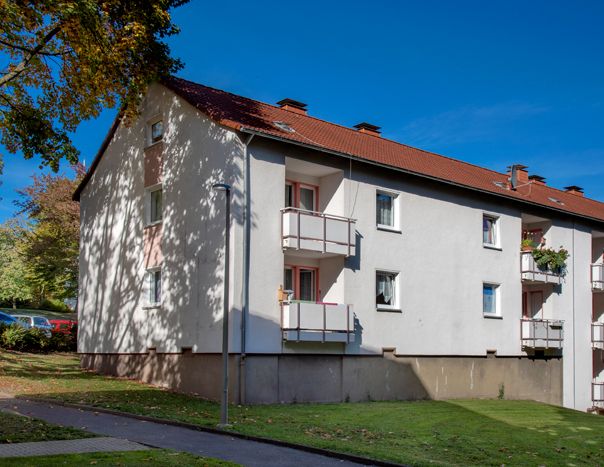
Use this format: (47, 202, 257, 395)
(0, 311, 21, 326)
(13, 315, 52, 337)
(49, 319, 77, 335)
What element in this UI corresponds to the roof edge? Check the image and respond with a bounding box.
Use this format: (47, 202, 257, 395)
(73, 114, 123, 202)
(239, 127, 604, 227)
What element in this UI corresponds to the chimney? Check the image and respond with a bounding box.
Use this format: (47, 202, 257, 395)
(528, 174, 547, 185)
(354, 122, 381, 137)
(564, 185, 584, 197)
(507, 164, 529, 189)
(277, 98, 307, 115)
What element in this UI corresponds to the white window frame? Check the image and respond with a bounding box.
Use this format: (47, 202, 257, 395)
(376, 269, 400, 311)
(145, 184, 163, 226)
(147, 116, 164, 146)
(482, 282, 501, 318)
(146, 267, 162, 307)
(482, 213, 500, 249)
(376, 189, 400, 232)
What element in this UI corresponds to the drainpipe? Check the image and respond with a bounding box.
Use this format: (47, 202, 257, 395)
(572, 221, 576, 408)
(239, 132, 254, 405)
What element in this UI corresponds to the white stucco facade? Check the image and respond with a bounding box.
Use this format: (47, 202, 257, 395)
(78, 83, 604, 411)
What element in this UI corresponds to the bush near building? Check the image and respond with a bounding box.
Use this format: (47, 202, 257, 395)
(0, 323, 76, 352)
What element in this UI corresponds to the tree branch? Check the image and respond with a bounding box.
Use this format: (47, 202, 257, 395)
(0, 38, 64, 56)
(0, 24, 62, 88)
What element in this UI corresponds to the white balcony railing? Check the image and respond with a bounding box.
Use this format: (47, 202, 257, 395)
(520, 251, 563, 284)
(281, 302, 354, 343)
(281, 208, 356, 257)
(592, 264, 604, 292)
(593, 322, 604, 349)
(593, 381, 604, 405)
(520, 318, 564, 350)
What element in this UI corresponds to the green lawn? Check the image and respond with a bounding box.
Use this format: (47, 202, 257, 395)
(0, 449, 238, 466)
(2, 351, 604, 466)
(0, 412, 95, 444)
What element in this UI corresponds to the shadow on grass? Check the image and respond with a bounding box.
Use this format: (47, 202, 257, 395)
(20, 388, 604, 466)
(0, 352, 86, 381)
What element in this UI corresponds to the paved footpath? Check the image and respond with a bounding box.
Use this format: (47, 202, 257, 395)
(0, 398, 374, 466)
(0, 437, 149, 458)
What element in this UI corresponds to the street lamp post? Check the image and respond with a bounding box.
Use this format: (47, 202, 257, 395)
(213, 182, 231, 427)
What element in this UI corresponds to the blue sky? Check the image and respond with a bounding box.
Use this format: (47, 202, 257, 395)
(1, 0, 603, 222)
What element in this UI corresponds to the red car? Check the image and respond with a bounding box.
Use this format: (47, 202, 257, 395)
(49, 319, 77, 335)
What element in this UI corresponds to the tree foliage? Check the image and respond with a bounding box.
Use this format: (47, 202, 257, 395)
(0, 0, 188, 171)
(0, 220, 32, 308)
(17, 166, 85, 301)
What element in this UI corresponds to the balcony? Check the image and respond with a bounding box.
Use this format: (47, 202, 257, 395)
(593, 323, 604, 350)
(593, 381, 604, 406)
(281, 301, 355, 343)
(592, 264, 604, 292)
(520, 318, 563, 350)
(520, 251, 563, 285)
(281, 208, 356, 258)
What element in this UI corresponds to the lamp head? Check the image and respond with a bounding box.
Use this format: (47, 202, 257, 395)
(212, 183, 231, 192)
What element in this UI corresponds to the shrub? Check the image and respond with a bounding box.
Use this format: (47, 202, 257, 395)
(49, 330, 77, 352)
(39, 298, 72, 313)
(0, 324, 65, 352)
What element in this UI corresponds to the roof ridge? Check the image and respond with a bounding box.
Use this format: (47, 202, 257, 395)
(169, 76, 511, 181)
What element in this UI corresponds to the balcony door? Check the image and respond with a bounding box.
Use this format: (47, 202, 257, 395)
(285, 181, 318, 212)
(284, 265, 318, 302)
(523, 290, 544, 319)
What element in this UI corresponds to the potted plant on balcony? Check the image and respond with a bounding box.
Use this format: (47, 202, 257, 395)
(521, 239, 537, 251)
(531, 246, 570, 276)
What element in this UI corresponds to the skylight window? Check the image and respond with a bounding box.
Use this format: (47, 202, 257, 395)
(548, 197, 564, 205)
(273, 121, 295, 133)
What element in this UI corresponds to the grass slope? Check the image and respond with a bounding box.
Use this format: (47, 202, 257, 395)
(0, 449, 239, 466)
(2, 351, 604, 465)
(0, 412, 95, 444)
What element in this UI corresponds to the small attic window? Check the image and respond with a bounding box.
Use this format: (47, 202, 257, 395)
(273, 121, 295, 133)
(151, 120, 163, 143)
(548, 197, 564, 205)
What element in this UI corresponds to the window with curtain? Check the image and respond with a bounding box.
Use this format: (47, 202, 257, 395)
(376, 192, 395, 227)
(376, 271, 398, 309)
(482, 215, 498, 246)
(483, 283, 499, 315)
(150, 188, 163, 223)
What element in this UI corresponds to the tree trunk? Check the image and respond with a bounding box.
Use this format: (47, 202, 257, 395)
(12, 299, 17, 309)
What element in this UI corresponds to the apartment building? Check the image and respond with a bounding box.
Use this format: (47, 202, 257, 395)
(74, 77, 604, 410)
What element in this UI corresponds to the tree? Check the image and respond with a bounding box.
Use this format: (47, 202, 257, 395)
(17, 166, 84, 301)
(0, 221, 32, 308)
(0, 0, 188, 172)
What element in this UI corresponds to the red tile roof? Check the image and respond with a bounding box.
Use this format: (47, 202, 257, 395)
(75, 77, 604, 226)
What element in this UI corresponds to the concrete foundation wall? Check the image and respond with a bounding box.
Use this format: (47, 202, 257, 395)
(81, 352, 562, 406)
